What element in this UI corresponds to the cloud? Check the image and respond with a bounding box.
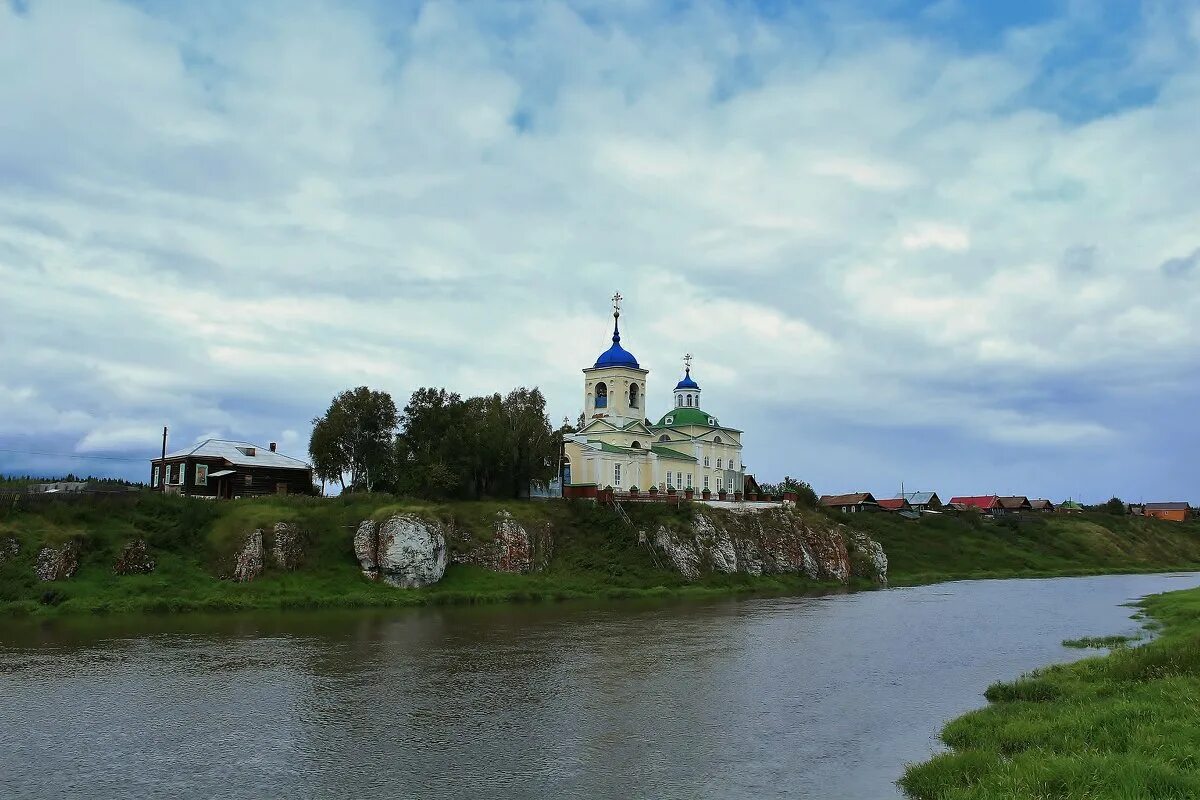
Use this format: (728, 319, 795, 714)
(1, 0, 1199, 502)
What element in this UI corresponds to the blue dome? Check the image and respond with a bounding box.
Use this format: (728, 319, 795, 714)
(594, 314, 640, 368)
(674, 368, 700, 391)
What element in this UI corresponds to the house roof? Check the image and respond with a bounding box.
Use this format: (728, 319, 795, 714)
(161, 439, 311, 470)
(1029, 499, 1056, 510)
(820, 492, 877, 506)
(878, 498, 910, 511)
(1059, 500, 1085, 510)
(1146, 502, 1190, 511)
(899, 491, 939, 505)
(998, 496, 1032, 510)
(948, 495, 999, 509)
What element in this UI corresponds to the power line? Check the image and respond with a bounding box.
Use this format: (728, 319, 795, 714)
(0, 448, 150, 463)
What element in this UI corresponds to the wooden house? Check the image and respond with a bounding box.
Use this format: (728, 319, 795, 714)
(878, 498, 911, 512)
(947, 495, 1001, 515)
(1029, 499, 1056, 512)
(997, 496, 1033, 514)
(819, 492, 879, 513)
(898, 491, 942, 512)
(1144, 502, 1191, 523)
(151, 439, 313, 499)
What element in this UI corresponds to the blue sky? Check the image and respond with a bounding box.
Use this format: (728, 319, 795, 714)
(1, 0, 1198, 503)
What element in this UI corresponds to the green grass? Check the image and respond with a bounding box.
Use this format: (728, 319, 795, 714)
(900, 585, 1200, 799)
(1061, 634, 1138, 649)
(849, 510, 1200, 585)
(0, 494, 838, 617)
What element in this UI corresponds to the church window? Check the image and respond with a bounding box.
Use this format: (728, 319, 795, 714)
(658, 434, 670, 442)
(665, 416, 674, 425)
(631, 441, 641, 449)
(714, 436, 722, 444)
(595, 382, 608, 409)
(686, 395, 693, 407)
(613, 463, 621, 486)
(666, 473, 673, 489)
(703, 456, 710, 467)
(708, 417, 715, 426)
(687, 473, 693, 489)
(703, 476, 709, 490)
(676, 394, 682, 407)
(629, 383, 640, 408)
(717, 458, 722, 469)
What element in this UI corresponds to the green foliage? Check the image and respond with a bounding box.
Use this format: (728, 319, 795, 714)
(756, 476, 818, 507)
(1062, 634, 1137, 649)
(309, 386, 401, 492)
(902, 585, 1200, 798)
(1103, 496, 1127, 515)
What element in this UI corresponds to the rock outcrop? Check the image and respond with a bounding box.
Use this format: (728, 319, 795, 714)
(36, 541, 79, 582)
(355, 515, 448, 588)
(653, 506, 886, 585)
(113, 539, 156, 575)
(453, 510, 552, 573)
(0, 537, 19, 566)
(231, 530, 264, 583)
(271, 522, 305, 571)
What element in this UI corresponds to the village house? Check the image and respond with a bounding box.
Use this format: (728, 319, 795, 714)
(1144, 502, 1191, 523)
(1029, 499, 1056, 512)
(897, 491, 942, 512)
(997, 496, 1033, 514)
(1058, 499, 1085, 514)
(820, 492, 879, 513)
(877, 498, 911, 512)
(150, 439, 313, 499)
(947, 495, 1001, 515)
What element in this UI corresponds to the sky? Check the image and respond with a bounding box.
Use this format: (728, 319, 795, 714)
(1, 0, 1198, 503)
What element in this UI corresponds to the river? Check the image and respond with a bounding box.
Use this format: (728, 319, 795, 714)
(2, 572, 1197, 799)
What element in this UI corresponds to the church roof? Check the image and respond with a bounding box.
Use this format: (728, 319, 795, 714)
(652, 407, 740, 432)
(593, 313, 640, 368)
(674, 368, 700, 391)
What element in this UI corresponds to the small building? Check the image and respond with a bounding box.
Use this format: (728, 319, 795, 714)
(997, 496, 1033, 514)
(947, 495, 1001, 515)
(1058, 499, 1084, 514)
(820, 492, 879, 513)
(897, 491, 942, 512)
(1144, 502, 1191, 523)
(151, 439, 313, 499)
(1029, 499, 1056, 513)
(29, 481, 90, 494)
(878, 498, 911, 512)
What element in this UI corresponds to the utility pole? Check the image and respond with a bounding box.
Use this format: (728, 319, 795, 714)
(160, 426, 168, 492)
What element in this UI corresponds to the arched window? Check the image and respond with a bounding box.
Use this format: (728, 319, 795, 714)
(595, 382, 608, 409)
(658, 434, 670, 442)
(717, 458, 722, 469)
(686, 395, 693, 407)
(714, 436, 722, 444)
(631, 441, 641, 449)
(629, 383, 639, 409)
(676, 394, 682, 407)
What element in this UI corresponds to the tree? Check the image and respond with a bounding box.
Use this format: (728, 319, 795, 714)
(1103, 496, 1126, 516)
(758, 476, 819, 508)
(309, 386, 399, 492)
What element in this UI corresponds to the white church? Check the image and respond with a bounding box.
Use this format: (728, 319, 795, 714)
(562, 294, 746, 497)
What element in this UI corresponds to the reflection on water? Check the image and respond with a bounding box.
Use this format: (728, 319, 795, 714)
(2, 573, 1197, 800)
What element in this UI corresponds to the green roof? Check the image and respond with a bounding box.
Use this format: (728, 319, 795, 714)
(594, 441, 640, 454)
(651, 445, 696, 462)
(652, 407, 742, 432)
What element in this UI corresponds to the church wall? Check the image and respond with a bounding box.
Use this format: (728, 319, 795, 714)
(583, 366, 648, 420)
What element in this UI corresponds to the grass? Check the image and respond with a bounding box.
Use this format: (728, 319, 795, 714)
(0, 493, 838, 617)
(848, 510, 1200, 585)
(1, 495, 1198, 619)
(1061, 634, 1138, 649)
(900, 585, 1200, 799)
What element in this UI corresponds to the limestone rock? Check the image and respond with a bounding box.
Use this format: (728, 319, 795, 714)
(36, 541, 79, 582)
(0, 537, 18, 566)
(231, 530, 264, 583)
(356, 514, 448, 588)
(652, 525, 701, 579)
(113, 539, 155, 575)
(271, 522, 305, 571)
(846, 527, 888, 584)
(452, 511, 553, 574)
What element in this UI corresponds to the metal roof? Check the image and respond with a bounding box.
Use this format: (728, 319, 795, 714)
(898, 491, 939, 505)
(161, 439, 311, 470)
(1146, 502, 1190, 511)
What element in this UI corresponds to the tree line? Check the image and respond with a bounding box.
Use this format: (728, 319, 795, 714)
(308, 385, 562, 499)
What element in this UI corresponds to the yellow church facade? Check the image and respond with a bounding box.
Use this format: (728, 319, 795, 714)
(563, 295, 746, 497)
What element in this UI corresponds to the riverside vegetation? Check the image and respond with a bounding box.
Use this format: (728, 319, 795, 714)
(1, 492, 1198, 617)
(901, 584, 1200, 799)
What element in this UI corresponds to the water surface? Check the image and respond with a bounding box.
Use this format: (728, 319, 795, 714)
(3, 572, 1197, 800)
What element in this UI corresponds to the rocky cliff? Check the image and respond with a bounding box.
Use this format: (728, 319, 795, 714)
(355, 505, 886, 589)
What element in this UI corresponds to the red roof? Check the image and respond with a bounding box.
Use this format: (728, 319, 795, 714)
(877, 498, 910, 511)
(948, 495, 1000, 510)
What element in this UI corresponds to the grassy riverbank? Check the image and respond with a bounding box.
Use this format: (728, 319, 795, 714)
(1, 494, 1198, 617)
(901, 584, 1200, 798)
(850, 510, 1200, 584)
(0, 493, 837, 617)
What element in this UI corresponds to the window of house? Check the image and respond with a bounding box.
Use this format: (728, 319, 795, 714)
(195, 464, 209, 486)
(703, 456, 710, 467)
(152, 465, 160, 487)
(613, 463, 621, 486)
(244, 474, 253, 487)
(629, 384, 639, 408)
(169, 463, 182, 485)
(595, 382, 608, 409)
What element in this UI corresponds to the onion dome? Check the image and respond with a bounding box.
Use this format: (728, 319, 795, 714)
(594, 311, 640, 368)
(674, 367, 699, 391)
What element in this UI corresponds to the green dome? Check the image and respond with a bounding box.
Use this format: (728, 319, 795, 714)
(656, 407, 717, 427)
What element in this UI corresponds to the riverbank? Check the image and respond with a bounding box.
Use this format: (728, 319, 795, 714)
(1, 493, 1198, 617)
(901, 582, 1200, 798)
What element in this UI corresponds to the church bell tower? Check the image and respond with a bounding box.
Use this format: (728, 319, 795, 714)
(582, 292, 649, 421)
